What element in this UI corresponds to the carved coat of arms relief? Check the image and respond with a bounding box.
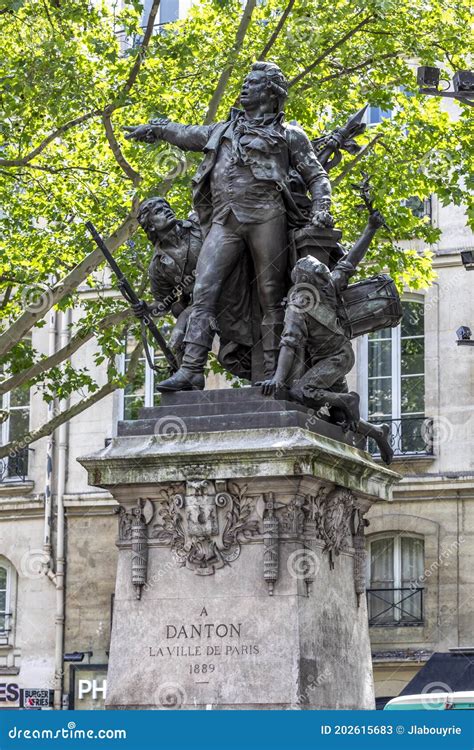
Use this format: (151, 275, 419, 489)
(150, 480, 260, 575)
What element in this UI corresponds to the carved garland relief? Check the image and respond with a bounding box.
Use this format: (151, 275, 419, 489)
(115, 482, 367, 598)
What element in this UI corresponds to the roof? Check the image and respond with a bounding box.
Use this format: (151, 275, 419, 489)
(400, 652, 474, 695)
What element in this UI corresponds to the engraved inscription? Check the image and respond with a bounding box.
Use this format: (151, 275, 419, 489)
(147, 606, 260, 682)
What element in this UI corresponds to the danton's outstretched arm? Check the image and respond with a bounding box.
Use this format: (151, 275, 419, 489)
(124, 119, 213, 152)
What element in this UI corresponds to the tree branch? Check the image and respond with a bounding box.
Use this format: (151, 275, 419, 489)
(331, 134, 381, 187)
(203, 0, 257, 125)
(258, 0, 296, 60)
(0, 153, 180, 360)
(0, 2, 184, 360)
(20, 164, 109, 175)
(0, 285, 13, 310)
(0, 0, 160, 170)
(103, 112, 142, 183)
(0, 207, 139, 360)
(288, 13, 374, 89)
(0, 308, 132, 396)
(298, 51, 401, 93)
(105, 0, 161, 114)
(0, 110, 101, 167)
(0, 341, 143, 459)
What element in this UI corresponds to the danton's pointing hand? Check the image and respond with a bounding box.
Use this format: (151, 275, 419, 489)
(124, 118, 169, 143)
(123, 125, 157, 143)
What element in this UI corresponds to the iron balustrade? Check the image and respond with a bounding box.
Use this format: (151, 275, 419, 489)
(367, 587, 424, 626)
(0, 447, 29, 482)
(367, 416, 433, 457)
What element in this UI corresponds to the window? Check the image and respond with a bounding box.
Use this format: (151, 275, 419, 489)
(141, 0, 179, 29)
(120, 334, 168, 420)
(118, 0, 180, 50)
(0, 565, 9, 633)
(1, 383, 31, 481)
(367, 535, 424, 626)
(159, 0, 179, 24)
(366, 105, 392, 126)
(403, 196, 432, 220)
(0, 559, 15, 642)
(361, 299, 429, 455)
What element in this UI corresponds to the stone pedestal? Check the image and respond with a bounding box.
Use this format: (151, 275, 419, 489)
(79, 388, 399, 710)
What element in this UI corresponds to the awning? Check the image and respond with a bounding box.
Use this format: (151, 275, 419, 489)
(400, 651, 474, 695)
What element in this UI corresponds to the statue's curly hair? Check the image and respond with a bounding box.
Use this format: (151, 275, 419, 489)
(138, 197, 172, 227)
(250, 61, 288, 111)
(138, 197, 175, 244)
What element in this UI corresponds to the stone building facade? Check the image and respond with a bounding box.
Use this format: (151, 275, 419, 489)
(358, 196, 474, 702)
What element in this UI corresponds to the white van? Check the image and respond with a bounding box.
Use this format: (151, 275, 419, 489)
(384, 692, 474, 710)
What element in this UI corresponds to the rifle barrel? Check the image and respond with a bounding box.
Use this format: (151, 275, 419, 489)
(85, 222, 179, 373)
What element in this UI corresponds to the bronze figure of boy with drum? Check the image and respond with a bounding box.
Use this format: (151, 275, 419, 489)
(260, 209, 400, 463)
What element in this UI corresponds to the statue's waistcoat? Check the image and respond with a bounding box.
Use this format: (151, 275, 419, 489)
(192, 114, 294, 236)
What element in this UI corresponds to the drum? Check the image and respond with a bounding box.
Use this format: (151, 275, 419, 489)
(338, 274, 403, 339)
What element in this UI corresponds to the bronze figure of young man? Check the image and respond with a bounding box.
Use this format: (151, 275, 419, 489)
(260, 210, 394, 464)
(134, 197, 201, 360)
(125, 62, 332, 391)
(135, 197, 253, 378)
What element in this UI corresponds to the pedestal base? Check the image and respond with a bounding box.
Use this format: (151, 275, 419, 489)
(107, 542, 374, 710)
(79, 389, 399, 710)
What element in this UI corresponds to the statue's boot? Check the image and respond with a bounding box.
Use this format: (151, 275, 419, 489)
(156, 310, 217, 393)
(356, 419, 394, 465)
(261, 309, 284, 378)
(294, 387, 360, 433)
(155, 343, 207, 392)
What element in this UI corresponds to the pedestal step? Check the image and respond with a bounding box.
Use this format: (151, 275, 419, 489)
(116, 387, 364, 448)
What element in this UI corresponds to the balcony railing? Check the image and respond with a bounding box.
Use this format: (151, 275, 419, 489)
(0, 447, 29, 482)
(367, 416, 433, 457)
(367, 587, 424, 626)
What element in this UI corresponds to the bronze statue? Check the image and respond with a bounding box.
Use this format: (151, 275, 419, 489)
(123, 64, 403, 464)
(125, 61, 332, 391)
(260, 210, 396, 463)
(134, 197, 201, 360)
(134, 197, 253, 378)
